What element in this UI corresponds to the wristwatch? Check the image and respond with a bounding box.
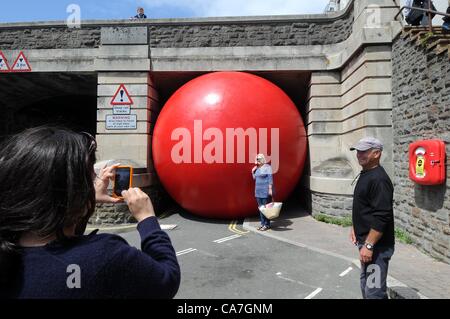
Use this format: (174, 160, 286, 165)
(364, 242, 374, 251)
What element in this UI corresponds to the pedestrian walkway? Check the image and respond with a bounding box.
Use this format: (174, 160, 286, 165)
(243, 200, 450, 299)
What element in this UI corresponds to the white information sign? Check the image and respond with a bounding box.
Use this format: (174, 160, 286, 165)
(113, 105, 131, 115)
(106, 115, 137, 130)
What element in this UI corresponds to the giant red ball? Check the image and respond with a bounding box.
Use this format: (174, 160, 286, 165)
(152, 72, 307, 219)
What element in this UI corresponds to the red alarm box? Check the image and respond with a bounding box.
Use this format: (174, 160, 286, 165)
(409, 140, 446, 185)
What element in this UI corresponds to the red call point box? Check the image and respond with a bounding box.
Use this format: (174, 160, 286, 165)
(409, 140, 446, 185)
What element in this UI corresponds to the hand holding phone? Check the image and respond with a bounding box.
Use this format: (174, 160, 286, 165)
(121, 187, 155, 222)
(113, 166, 133, 198)
(95, 164, 124, 204)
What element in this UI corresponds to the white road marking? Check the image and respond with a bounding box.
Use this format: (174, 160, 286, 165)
(176, 248, 197, 256)
(304, 288, 323, 299)
(85, 224, 136, 232)
(213, 234, 242, 243)
(339, 267, 353, 277)
(161, 224, 177, 230)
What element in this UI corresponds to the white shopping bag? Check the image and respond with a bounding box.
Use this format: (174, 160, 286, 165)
(258, 202, 282, 220)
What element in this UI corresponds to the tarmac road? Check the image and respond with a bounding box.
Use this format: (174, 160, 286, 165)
(117, 210, 362, 299)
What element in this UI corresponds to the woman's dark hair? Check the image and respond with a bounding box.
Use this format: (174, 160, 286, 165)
(0, 126, 97, 295)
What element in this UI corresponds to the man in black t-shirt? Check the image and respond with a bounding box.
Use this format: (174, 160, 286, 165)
(349, 137, 395, 299)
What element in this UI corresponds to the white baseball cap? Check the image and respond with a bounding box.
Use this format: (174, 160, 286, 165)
(350, 137, 383, 151)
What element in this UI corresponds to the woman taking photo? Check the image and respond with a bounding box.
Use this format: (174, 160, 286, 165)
(0, 126, 180, 298)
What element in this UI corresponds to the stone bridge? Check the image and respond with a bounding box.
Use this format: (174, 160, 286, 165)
(0, 0, 402, 218)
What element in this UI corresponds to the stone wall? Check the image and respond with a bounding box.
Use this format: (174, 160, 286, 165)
(311, 192, 354, 218)
(93, 70, 164, 224)
(0, 27, 101, 49)
(392, 32, 450, 263)
(306, 44, 395, 218)
(148, 9, 354, 48)
(90, 183, 172, 225)
(0, 2, 353, 51)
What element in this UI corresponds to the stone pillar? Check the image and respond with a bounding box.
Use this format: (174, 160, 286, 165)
(92, 71, 165, 225)
(96, 72, 153, 169)
(306, 71, 354, 217)
(306, 45, 394, 218)
(94, 25, 151, 170)
(90, 25, 165, 225)
(304, 0, 400, 218)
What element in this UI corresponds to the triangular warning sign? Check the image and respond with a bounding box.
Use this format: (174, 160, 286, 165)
(11, 51, 32, 72)
(0, 51, 10, 72)
(111, 84, 134, 105)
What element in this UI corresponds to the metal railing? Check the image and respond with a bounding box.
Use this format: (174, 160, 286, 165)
(395, 0, 450, 32)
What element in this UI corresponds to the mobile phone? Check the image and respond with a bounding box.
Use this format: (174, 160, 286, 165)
(112, 166, 133, 198)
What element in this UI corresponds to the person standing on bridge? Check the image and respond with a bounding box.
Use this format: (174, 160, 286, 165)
(404, 0, 420, 25)
(132, 7, 147, 19)
(252, 153, 274, 231)
(404, 0, 436, 26)
(0, 126, 180, 298)
(443, 2, 450, 31)
(349, 137, 395, 299)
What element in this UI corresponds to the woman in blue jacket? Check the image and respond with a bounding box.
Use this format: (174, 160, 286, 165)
(251, 154, 273, 231)
(0, 126, 180, 298)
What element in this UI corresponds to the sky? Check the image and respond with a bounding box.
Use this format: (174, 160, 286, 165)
(0, 0, 333, 23)
(1, 0, 447, 24)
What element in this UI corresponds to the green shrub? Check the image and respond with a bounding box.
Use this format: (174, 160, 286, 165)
(313, 215, 414, 245)
(313, 214, 353, 227)
(395, 228, 414, 244)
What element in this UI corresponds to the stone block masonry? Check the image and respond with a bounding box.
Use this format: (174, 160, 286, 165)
(392, 30, 450, 264)
(0, 27, 101, 50)
(148, 10, 354, 48)
(0, 3, 353, 51)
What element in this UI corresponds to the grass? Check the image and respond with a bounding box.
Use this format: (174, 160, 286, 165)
(313, 214, 353, 227)
(395, 228, 414, 245)
(419, 31, 434, 47)
(313, 213, 414, 245)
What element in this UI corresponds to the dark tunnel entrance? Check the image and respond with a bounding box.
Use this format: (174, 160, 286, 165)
(0, 72, 97, 141)
(151, 71, 312, 213)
